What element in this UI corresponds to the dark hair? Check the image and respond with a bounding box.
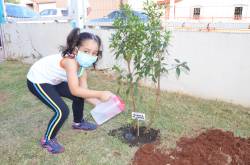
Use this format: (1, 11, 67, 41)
(60, 28, 102, 67)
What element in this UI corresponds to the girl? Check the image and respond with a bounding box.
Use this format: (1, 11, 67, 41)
(27, 28, 113, 154)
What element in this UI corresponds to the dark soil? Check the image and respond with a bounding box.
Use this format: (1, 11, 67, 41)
(108, 125, 160, 147)
(132, 129, 250, 165)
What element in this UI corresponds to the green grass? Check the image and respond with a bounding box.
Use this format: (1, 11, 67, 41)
(0, 61, 249, 165)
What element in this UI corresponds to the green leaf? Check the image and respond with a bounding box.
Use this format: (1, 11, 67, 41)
(175, 59, 180, 63)
(112, 65, 121, 73)
(182, 64, 190, 71)
(176, 67, 181, 77)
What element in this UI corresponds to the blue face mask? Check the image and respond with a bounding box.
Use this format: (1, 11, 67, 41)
(76, 51, 97, 68)
(76, 51, 97, 77)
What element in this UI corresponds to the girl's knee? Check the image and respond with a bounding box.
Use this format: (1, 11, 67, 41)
(60, 107, 70, 120)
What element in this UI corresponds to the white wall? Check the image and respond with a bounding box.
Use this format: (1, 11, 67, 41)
(0, 26, 4, 62)
(3, 22, 71, 62)
(3, 23, 250, 107)
(162, 31, 250, 107)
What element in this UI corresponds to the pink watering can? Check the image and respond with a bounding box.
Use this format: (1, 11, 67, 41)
(90, 95, 125, 125)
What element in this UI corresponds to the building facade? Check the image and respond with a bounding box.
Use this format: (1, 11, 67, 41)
(127, 0, 250, 22)
(172, 0, 250, 22)
(21, 0, 250, 21)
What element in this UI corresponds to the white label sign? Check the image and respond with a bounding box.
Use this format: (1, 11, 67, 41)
(132, 112, 145, 121)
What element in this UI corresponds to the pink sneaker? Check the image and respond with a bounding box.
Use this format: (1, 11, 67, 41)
(40, 137, 64, 154)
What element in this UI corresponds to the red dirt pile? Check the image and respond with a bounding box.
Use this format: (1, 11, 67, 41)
(132, 129, 250, 165)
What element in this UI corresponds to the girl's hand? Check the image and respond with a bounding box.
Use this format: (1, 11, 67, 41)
(99, 91, 113, 102)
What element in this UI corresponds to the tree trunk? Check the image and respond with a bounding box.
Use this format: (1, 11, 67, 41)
(147, 75, 161, 129)
(120, 0, 124, 7)
(127, 61, 136, 113)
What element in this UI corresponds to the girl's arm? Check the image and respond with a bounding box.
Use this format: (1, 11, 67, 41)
(79, 70, 101, 105)
(62, 58, 112, 101)
(86, 98, 101, 105)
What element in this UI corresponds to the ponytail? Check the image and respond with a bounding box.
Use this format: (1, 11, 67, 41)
(60, 28, 80, 57)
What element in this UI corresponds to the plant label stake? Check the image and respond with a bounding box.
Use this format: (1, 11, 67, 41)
(132, 112, 145, 137)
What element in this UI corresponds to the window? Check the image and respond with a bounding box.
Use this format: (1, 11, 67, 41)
(234, 7, 243, 20)
(107, 11, 120, 19)
(6, 5, 23, 17)
(6, 4, 37, 18)
(49, 9, 57, 15)
(40, 9, 49, 16)
(61, 10, 68, 16)
(21, 6, 37, 18)
(193, 8, 200, 19)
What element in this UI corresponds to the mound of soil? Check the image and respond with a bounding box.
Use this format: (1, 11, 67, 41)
(108, 125, 160, 147)
(132, 129, 250, 165)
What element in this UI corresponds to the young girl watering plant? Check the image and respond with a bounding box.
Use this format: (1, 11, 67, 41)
(27, 28, 113, 154)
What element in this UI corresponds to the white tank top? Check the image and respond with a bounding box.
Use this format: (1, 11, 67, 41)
(27, 54, 68, 85)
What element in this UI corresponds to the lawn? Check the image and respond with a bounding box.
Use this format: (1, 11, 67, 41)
(0, 61, 249, 165)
